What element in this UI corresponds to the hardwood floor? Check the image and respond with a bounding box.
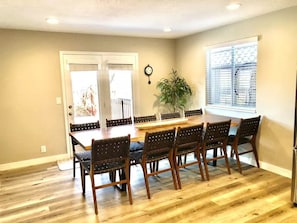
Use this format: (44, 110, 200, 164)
(1, 156, 297, 223)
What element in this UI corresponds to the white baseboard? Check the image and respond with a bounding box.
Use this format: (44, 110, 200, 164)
(1, 153, 292, 179)
(260, 160, 292, 179)
(0, 154, 70, 171)
(239, 156, 291, 179)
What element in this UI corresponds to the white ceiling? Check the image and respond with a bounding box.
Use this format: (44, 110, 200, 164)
(1, 0, 297, 39)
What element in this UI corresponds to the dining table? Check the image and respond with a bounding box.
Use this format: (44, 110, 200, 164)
(69, 113, 239, 151)
(69, 113, 239, 191)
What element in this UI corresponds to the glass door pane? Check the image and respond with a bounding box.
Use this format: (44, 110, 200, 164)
(70, 70, 99, 123)
(108, 65, 133, 119)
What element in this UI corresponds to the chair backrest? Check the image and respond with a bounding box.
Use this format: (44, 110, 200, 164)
(70, 120, 100, 132)
(134, 114, 157, 123)
(91, 135, 130, 170)
(160, 112, 181, 120)
(184, 108, 203, 117)
(203, 120, 231, 146)
(237, 115, 261, 138)
(175, 124, 204, 151)
(143, 128, 176, 161)
(106, 117, 132, 127)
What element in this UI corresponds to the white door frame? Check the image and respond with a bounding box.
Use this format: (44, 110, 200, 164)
(59, 51, 139, 157)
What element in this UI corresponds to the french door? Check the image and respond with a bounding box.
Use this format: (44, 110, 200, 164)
(60, 52, 138, 155)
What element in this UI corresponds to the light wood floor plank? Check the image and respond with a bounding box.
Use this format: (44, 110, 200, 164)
(1, 158, 297, 223)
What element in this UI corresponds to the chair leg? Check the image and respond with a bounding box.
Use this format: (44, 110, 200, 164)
(174, 156, 182, 189)
(232, 144, 243, 174)
(183, 154, 187, 165)
(109, 171, 116, 182)
(177, 155, 182, 166)
(168, 156, 178, 190)
(212, 148, 218, 166)
(90, 173, 99, 215)
(202, 149, 210, 181)
(141, 162, 151, 199)
(73, 156, 76, 178)
(72, 144, 76, 178)
(80, 163, 86, 195)
(124, 164, 133, 205)
(222, 146, 231, 175)
(195, 150, 205, 181)
(251, 141, 260, 168)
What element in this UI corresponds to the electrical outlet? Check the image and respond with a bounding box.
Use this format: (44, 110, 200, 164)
(41, 145, 47, 153)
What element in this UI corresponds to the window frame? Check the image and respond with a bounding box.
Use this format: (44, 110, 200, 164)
(205, 37, 258, 113)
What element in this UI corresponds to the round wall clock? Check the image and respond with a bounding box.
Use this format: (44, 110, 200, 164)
(144, 64, 153, 84)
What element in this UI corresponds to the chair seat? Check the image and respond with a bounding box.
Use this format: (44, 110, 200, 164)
(227, 115, 261, 174)
(81, 160, 126, 174)
(146, 152, 169, 162)
(75, 151, 91, 161)
(228, 135, 251, 145)
(130, 150, 143, 165)
(130, 142, 144, 152)
(70, 120, 100, 178)
(130, 150, 169, 165)
(79, 135, 132, 215)
(139, 128, 177, 199)
(175, 145, 196, 156)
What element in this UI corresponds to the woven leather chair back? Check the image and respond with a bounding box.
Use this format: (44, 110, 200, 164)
(160, 112, 181, 120)
(203, 120, 231, 145)
(175, 124, 204, 152)
(184, 108, 203, 117)
(91, 135, 130, 172)
(106, 117, 132, 127)
(134, 114, 157, 123)
(237, 116, 261, 138)
(143, 128, 176, 162)
(70, 120, 100, 132)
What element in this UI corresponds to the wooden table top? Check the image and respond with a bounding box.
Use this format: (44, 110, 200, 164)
(69, 114, 239, 150)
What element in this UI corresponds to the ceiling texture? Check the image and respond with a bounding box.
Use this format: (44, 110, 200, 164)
(1, 0, 297, 39)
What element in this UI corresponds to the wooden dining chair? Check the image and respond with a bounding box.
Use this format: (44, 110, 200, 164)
(106, 117, 132, 127)
(201, 120, 231, 180)
(106, 117, 143, 165)
(181, 108, 203, 165)
(134, 114, 169, 173)
(184, 108, 203, 117)
(138, 128, 178, 199)
(134, 114, 157, 123)
(227, 115, 261, 174)
(174, 124, 205, 189)
(79, 135, 132, 215)
(70, 120, 100, 178)
(160, 112, 181, 120)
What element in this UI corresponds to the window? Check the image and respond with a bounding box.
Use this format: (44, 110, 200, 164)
(206, 38, 258, 110)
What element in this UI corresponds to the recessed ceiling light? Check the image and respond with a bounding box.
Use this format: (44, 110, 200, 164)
(163, 27, 172, 32)
(46, 17, 59, 24)
(226, 3, 241, 10)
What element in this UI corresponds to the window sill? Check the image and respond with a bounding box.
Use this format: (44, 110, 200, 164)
(205, 105, 257, 118)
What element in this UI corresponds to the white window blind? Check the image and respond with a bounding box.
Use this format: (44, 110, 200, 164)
(206, 38, 258, 109)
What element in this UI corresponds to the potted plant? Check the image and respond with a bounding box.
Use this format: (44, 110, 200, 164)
(156, 69, 192, 112)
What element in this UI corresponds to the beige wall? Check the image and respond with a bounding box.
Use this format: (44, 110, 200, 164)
(176, 7, 297, 172)
(0, 30, 175, 164)
(1, 6, 297, 175)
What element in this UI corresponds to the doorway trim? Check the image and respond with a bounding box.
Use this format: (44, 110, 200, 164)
(59, 51, 139, 157)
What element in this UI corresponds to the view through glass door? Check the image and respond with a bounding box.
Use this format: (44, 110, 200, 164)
(60, 52, 138, 151)
(108, 64, 133, 119)
(69, 64, 100, 124)
(68, 63, 134, 125)
(61, 52, 138, 156)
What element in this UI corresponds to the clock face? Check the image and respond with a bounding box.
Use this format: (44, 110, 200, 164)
(144, 65, 153, 76)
